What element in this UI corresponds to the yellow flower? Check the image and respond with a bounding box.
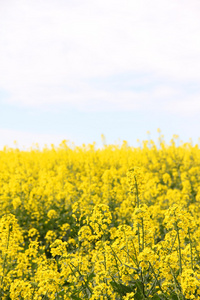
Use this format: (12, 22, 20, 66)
(47, 209, 58, 219)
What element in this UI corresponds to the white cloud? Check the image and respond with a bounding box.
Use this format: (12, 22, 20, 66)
(164, 97, 200, 115)
(0, 0, 200, 113)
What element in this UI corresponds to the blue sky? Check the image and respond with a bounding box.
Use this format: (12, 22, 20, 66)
(0, 0, 200, 149)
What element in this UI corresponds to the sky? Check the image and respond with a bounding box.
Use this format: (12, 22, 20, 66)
(0, 0, 200, 149)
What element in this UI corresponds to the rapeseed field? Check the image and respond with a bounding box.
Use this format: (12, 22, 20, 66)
(0, 136, 200, 299)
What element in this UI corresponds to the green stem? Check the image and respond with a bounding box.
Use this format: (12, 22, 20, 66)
(134, 175, 141, 253)
(123, 229, 130, 264)
(176, 224, 182, 274)
(70, 262, 92, 296)
(134, 175, 140, 208)
(141, 217, 144, 251)
(0, 223, 11, 288)
(170, 267, 184, 300)
(138, 223, 141, 253)
(188, 229, 194, 271)
(149, 262, 169, 300)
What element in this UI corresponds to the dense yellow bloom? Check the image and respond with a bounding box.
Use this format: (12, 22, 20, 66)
(47, 209, 58, 219)
(0, 137, 200, 299)
(10, 279, 34, 300)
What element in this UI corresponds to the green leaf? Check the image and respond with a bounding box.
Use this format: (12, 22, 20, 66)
(71, 295, 83, 300)
(86, 271, 95, 282)
(110, 281, 135, 296)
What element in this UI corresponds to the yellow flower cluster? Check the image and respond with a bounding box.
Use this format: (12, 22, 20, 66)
(0, 137, 200, 299)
